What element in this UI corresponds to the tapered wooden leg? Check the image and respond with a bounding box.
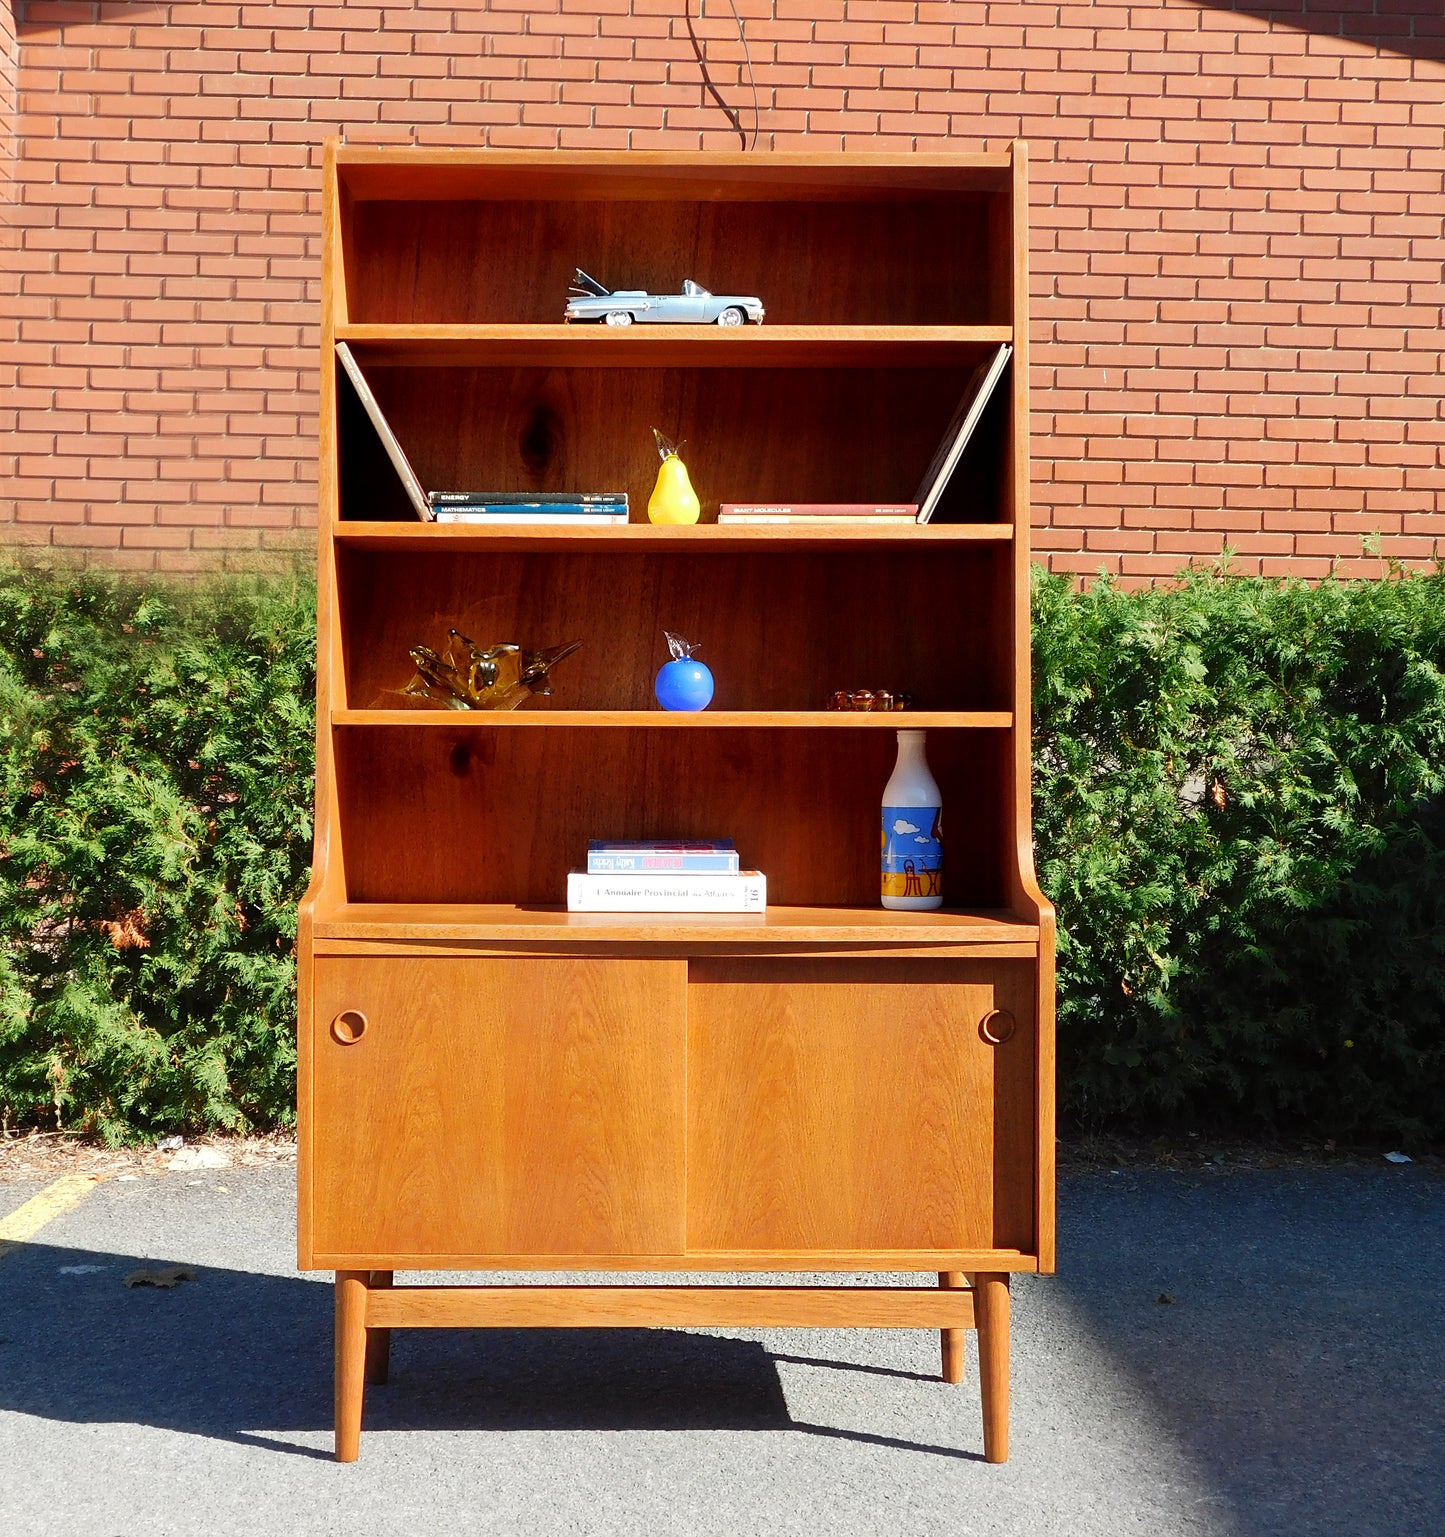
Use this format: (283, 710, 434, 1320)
(938, 1271, 966, 1384)
(974, 1271, 1011, 1464)
(335, 1270, 369, 1463)
(364, 1271, 393, 1385)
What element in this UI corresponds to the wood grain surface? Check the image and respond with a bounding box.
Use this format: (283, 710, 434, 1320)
(940, 1269, 968, 1384)
(364, 1284, 978, 1330)
(976, 1272, 1012, 1463)
(340, 325, 1012, 370)
(332, 726, 1009, 909)
(332, 523, 1014, 550)
(333, 1271, 368, 1463)
(686, 959, 1036, 1254)
(310, 904, 1039, 946)
(332, 710, 1014, 730)
(335, 543, 1010, 711)
(347, 195, 1001, 327)
(311, 1245, 1039, 1273)
(334, 148, 1012, 204)
(340, 363, 1010, 525)
(311, 956, 687, 1258)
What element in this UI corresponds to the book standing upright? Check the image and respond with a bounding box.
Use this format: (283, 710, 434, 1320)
(300, 145, 1055, 1463)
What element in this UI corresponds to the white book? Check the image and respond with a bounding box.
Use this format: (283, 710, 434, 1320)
(567, 869, 767, 913)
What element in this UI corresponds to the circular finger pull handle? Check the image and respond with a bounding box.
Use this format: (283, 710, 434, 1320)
(331, 1009, 368, 1046)
(979, 1008, 1016, 1046)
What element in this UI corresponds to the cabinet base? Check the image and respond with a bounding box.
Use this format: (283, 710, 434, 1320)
(333, 1269, 1011, 1463)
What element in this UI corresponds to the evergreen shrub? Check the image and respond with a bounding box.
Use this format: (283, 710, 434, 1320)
(1, 558, 1441, 1144)
(1034, 563, 1445, 1143)
(0, 560, 315, 1142)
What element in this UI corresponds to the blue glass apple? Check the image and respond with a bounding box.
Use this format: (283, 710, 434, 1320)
(654, 630, 714, 711)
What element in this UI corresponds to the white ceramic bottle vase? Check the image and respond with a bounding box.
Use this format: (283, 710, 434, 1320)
(880, 728, 944, 910)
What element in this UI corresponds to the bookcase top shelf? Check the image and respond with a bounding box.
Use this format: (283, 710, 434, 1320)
(331, 523, 1014, 549)
(336, 325, 1013, 370)
(332, 147, 1018, 203)
(331, 710, 1015, 730)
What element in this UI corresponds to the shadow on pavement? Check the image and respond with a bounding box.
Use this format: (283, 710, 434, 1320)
(1053, 1165, 1445, 1537)
(0, 1242, 980, 1461)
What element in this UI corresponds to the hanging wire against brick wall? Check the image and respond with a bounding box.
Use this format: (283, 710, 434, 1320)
(684, 0, 760, 150)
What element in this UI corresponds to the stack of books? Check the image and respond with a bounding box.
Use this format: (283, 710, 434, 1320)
(716, 503, 917, 525)
(430, 492, 629, 525)
(567, 840, 767, 912)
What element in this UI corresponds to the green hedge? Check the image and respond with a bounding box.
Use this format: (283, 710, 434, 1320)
(1034, 563, 1445, 1144)
(0, 564, 315, 1143)
(1, 558, 1442, 1144)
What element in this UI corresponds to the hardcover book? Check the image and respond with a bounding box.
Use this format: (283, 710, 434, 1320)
(717, 514, 917, 525)
(567, 869, 766, 913)
(336, 342, 433, 521)
(716, 504, 918, 519)
(913, 343, 1013, 524)
(433, 508, 630, 525)
(586, 839, 739, 874)
(429, 491, 629, 508)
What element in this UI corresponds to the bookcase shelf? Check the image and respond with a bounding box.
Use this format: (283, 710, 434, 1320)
(336, 324, 1014, 370)
(331, 710, 1015, 729)
(331, 522, 1014, 548)
(312, 902, 1041, 948)
(332, 148, 1016, 202)
(302, 144, 1055, 1466)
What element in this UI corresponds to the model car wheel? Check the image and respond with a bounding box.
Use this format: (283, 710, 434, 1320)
(717, 306, 746, 327)
(604, 310, 633, 326)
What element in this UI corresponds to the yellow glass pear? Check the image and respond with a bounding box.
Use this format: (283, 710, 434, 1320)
(647, 428, 701, 525)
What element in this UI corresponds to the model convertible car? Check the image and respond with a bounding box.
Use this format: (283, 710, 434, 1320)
(564, 270, 765, 327)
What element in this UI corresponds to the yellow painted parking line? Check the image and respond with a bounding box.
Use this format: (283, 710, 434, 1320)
(0, 1172, 110, 1261)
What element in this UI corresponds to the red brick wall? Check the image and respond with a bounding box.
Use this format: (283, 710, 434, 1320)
(2, 1, 1442, 577)
(1, 5, 19, 271)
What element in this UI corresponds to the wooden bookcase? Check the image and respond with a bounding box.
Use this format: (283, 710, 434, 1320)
(299, 144, 1056, 1464)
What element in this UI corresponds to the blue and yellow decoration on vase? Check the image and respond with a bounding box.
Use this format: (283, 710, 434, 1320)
(881, 806, 944, 905)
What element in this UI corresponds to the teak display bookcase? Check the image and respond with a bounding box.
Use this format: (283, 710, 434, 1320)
(299, 144, 1056, 1464)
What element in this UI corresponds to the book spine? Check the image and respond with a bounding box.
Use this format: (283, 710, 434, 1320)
(434, 503, 626, 514)
(335, 342, 434, 521)
(586, 853, 742, 874)
(430, 492, 629, 507)
(716, 513, 922, 525)
(716, 515, 917, 525)
(567, 871, 766, 912)
(433, 511, 629, 525)
(914, 342, 1012, 524)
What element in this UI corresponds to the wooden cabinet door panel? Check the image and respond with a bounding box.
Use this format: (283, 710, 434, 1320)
(313, 957, 687, 1259)
(687, 959, 1035, 1253)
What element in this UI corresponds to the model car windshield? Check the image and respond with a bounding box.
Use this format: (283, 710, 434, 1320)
(681, 280, 710, 296)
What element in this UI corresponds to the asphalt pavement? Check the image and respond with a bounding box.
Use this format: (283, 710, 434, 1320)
(0, 1160, 1439, 1536)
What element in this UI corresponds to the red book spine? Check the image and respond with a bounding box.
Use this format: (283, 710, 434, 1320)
(717, 503, 919, 517)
